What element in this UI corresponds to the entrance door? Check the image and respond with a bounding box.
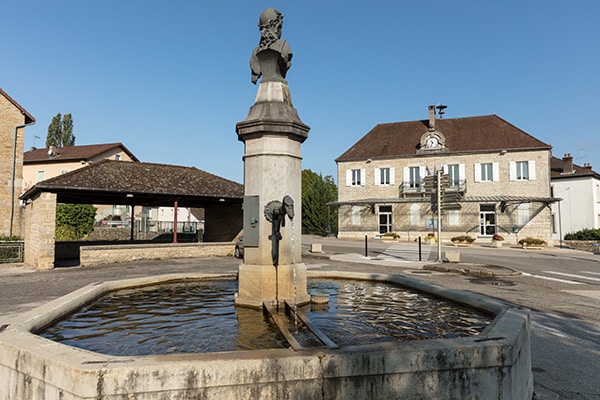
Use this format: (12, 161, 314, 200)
(479, 204, 496, 236)
(379, 206, 393, 233)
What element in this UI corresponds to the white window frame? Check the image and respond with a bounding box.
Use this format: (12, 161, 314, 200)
(474, 163, 499, 182)
(346, 168, 366, 186)
(374, 167, 395, 186)
(510, 160, 536, 181)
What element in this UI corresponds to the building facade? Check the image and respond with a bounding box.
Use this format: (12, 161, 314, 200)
(0, 88, 35, 237)
(550, 154, 600, 240)
(335, 107, 556, 245)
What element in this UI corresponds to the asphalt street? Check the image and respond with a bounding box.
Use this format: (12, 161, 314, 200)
(1, 236, 599, 399)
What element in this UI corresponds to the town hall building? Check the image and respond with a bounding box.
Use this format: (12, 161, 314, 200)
(334, 106, 556, 245)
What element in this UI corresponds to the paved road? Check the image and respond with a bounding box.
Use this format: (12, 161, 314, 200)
(1, 236, 599, 399)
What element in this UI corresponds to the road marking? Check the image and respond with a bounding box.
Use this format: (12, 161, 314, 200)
(544, 271, 600, 282)
(581, 271, 600, 276)
(521, 272, 584, 285)
(562, 290, 600, 300)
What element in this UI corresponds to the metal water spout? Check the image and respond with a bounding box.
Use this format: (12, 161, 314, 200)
(265, 195, 294, 266)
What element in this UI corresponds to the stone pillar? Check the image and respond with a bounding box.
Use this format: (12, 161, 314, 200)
(235, 80, 310, 308)
(23, 192, 56, 270)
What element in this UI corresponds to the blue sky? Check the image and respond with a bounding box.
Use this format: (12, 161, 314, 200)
(3, 1, 599, 184)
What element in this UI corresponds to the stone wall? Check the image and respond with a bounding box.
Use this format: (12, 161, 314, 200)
(80, 242, 235, 267)
(0, 95, 27, 238)
(23, 192, 56, 270)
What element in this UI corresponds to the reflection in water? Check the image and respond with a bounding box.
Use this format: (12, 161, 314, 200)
(39, 279, 491, 356)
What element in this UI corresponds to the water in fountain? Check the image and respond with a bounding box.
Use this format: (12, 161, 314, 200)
(38, 278, 491, 356)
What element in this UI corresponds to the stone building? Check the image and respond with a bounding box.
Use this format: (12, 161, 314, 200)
(0, 88, 35, 238)
(334, 106, 556, 245)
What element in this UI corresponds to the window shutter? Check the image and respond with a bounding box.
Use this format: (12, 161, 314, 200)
(474, 163, 481, 182)
(389, 168, 395, 185)
(346, 169, 352, 186)
(374, 168, 381, 185)
(529, 160, 536, 180)
(492, 163, 500, 182)
(459, 164, 465, 180)
(403, 167, 410, 183)
(361, 169, 366, 186)
(442, 164, 448, 175)
(509, 161, 517, 181)
(419, 166, 426, 179)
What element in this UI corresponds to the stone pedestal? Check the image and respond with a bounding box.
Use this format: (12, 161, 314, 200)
(235, 80, 310, 308)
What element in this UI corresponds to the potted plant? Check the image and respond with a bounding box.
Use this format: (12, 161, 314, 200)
(518, 237, 546, 249)
(451, 235, 475, 246)
(381, 232, 400, 241)
(491, 234, 504, 248)
(423, 233, 437, 244)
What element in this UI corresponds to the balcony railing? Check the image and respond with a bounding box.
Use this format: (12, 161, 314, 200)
(399, 179, 467, 197)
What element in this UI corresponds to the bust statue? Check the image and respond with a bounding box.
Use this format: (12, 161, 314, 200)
(250, 8, 292, 84)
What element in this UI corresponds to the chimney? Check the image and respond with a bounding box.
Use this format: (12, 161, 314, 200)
(562, 153, 573, 174)
(583, 163, 592, 171)
(428, 105, 436, 131)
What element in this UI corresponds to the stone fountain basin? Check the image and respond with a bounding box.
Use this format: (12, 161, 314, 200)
(0, 271, 533, 400)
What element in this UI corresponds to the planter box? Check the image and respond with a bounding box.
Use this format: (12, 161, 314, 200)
(521, 244, 544, 250)
(491, 241, 503, 248)
(452, 242, 473, 247)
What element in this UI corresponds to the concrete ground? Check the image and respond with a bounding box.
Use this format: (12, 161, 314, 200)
(1, 235, 596, 399)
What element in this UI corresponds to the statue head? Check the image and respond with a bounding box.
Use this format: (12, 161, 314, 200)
(258, 8, 283, 49)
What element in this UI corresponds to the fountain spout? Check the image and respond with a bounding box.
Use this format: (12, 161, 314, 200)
(265, 195, 294, 266)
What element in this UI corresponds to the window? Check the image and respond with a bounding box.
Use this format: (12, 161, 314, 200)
(516, 161, 529, 180)
(378, 206, 392, 233)
(517, 203, 530, 226)
(551, 213, 557, 234)
(410, 204, 421, 226)
(409, 166, 421, 188)
(447, 210, 460, 226)
(474, 163, 499, 182)
(481, 163, 493, 181)
(374, 167, 394, 185)
(510, 160, 536, 181)
(60, 169, 68, 175)
(36, 170, 45, 182)
(351, 206, 361, 225)
(115, 154, 121, 161)
(346, 169, 365, 186)
(447, 164, 460, 187)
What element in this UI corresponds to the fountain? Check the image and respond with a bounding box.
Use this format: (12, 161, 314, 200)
(0, 8, 533, 400)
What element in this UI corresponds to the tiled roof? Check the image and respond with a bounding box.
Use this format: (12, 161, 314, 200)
(21, 159, 243, 207)
(24, 143, 140, 163)
(336, 115, 551, 162)
(0, 87, 35, 124)
(550, 156, 599, 179)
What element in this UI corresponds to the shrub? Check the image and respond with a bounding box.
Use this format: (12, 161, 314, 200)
(564, 228, 600, 241)
(451, 235, 475, 243)
(518, 237, 546, 246)
(492, 234, 504, 241)
(382, 232, 400, 239)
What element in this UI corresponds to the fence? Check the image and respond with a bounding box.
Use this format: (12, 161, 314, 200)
(0, 241, 24, 263)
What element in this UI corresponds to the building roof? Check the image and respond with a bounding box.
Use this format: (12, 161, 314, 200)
(20, 159, 243, 207)
(336, 114, 551, 162)
(24, 143, 140, 163)
(550, 156, 599, 180)
(0, 87, 35, 124)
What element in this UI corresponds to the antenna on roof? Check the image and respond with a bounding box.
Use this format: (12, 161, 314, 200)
(33, 135, 40, 148)
(436, 104, 447, 118)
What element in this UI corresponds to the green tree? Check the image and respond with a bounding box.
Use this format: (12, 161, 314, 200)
(302, 169, 338, 236)
(46, 113, 76, 147)
(55, 204, 96, 240)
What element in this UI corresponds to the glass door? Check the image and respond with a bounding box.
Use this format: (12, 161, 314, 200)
(379, 206, 393, 233)
(479, 204, 496, 236)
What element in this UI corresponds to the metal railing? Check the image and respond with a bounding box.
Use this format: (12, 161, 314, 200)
(399, 179, 467, 197)
(0, 241, 24, 263)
